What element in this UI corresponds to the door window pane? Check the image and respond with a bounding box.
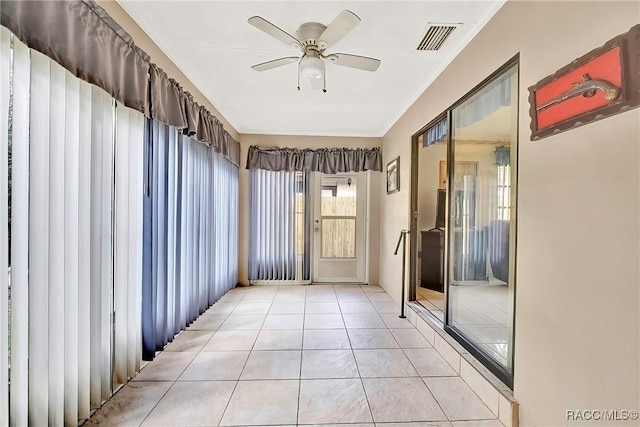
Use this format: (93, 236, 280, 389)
(321, 177, 356, 216)
(448, 63, 518, 375)
(321, 218, 356, 257)
(320, 176, 357, 258)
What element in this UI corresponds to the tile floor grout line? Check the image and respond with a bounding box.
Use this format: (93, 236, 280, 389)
(390, 321, 452, 423)
(369, 289, 453, 425)
(377, 293, 457, 423)
(296, 284, 307, 426)
(343, 302, 376, 425)
(217, 291, 262, 427)
(134, 380, 177, 427)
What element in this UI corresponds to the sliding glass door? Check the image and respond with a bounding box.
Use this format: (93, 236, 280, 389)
(446, 61, 518, 384)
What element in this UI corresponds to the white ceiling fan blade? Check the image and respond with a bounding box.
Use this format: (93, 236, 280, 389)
(248, 16, 302, 49)
(251, 57, 300, 71)
(329, 53, 381, 72)
(318, 10, 361, 49)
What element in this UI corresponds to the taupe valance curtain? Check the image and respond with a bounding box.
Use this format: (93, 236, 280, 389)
(246, 146, 382, 173)
(1, 0, 240, 166)
(0, 0, 150, 114)
(148, 63, 240, 166)
(149, 64, 187, 128)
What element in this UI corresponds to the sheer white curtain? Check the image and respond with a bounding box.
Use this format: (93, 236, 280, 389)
(1, 31, 144, 426)
(143, 123, 238, 359)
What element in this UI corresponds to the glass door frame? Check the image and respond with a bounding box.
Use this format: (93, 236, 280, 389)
(409, 111, 449, 305)
(409, 54, 519, 389)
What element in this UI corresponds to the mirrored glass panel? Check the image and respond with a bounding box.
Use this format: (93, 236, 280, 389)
(448, 63, 518, 375)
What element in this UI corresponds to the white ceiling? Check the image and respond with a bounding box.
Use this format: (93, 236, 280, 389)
(118, 0, 505, 137)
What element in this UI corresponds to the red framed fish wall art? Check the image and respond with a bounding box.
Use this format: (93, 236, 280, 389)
(528, 24, 640, 140)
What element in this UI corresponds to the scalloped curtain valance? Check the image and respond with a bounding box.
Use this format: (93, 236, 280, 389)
(246, 146, 383, 173)
(1, 0, 240, 166)
(0, 0, 150, 113)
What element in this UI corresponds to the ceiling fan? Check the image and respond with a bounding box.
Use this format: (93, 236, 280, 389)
(248, 10, 381, 92)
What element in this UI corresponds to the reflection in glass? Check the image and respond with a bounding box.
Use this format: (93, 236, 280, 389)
(448, 63, 518, 374)
(416, 118, 448, 322)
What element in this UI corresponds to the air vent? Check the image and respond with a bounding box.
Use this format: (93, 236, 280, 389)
(416, 24, 458, 51)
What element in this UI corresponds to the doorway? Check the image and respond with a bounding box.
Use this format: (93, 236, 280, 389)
(312, 173, 368, 283)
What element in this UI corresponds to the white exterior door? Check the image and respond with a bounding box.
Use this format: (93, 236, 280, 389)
(312, 173, 367, 283)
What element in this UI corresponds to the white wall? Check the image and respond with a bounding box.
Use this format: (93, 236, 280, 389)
(238, 134, 382, 286)
(379, 1, 640, 426)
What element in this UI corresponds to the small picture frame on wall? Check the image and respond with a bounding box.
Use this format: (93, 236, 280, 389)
(386, 156, 400, 194)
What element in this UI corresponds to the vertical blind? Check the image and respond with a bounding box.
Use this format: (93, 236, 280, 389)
(0, 25, 11, 427)
(249, 169, 309, 281)
(142, 121, 239, 359)
(114, 104, 145, 385)
(1, 30, 145, 426)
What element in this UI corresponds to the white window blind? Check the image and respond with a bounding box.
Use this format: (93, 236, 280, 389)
(248, 169, 308, 282)
(114, 104, 144, 385)
(1, 30, 144, 427)
(8, 28, 30, 427)
(0, 25, 11, 427)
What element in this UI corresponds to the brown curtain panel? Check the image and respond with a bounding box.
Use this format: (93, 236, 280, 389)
(246, 146, 382, 173)
(1, 0, 150, 114)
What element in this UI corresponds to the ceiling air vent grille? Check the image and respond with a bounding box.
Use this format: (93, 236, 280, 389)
(417, 25, 457, 51)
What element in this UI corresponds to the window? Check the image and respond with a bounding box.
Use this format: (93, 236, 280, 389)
(321, 185, 337, 197)
(320, 176, 357, 258)
(497, 164, 511, 220)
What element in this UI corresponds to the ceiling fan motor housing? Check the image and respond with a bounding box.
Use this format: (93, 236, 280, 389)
(296, 22, 327, 50)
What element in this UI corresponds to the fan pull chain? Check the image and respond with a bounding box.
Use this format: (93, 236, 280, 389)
(323, 71, 327, 93)
(297, 61, 301, 91)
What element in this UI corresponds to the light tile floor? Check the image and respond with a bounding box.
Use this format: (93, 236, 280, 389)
(86, 285, 502, 427)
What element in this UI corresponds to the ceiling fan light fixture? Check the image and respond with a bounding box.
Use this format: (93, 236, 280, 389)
(300, 56, 324, 79)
